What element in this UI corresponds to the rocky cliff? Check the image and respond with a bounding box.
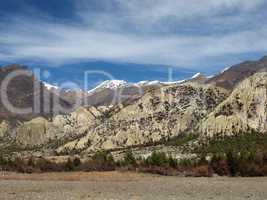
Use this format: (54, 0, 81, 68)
(6, 81, 226, 153)
(201, 72, 267, 136)
(60, 83, 227, 153)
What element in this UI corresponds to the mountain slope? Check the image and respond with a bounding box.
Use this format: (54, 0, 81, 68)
(10, 72, 267, 154)
(57, 82, 228, 153)
(206, 56, 267, 89)
(201, 72, 267, 136)
(0, 59, 267, 161)
(0, 64, 72, 123)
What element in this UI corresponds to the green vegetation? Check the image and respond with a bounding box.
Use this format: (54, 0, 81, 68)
(0, 151, 115, 173)
(195, 131, 267, 155)
(145, 151, 169, 166)
(165, 133, 198, 147)
(121, 150, 137, 166)
(0, 142, 44, 156)
(1, 131, 267, 177)
(194, 131, 267, 176)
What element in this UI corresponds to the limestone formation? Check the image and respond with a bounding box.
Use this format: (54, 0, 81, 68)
(58, 82, 227, 153)
(201, 72, 267, 136)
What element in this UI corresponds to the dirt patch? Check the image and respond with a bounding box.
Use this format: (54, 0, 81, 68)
(0, 172, 267, 200)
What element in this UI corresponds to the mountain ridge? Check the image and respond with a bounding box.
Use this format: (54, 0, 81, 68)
(0, 57, 266, 167)
(206, 55, 267, 89)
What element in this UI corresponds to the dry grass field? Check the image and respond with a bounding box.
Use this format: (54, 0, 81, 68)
(0, 171, 267, 200)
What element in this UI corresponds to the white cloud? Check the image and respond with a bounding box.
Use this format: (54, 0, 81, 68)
(111, 0, 265, 24)
(0, 0, 267, 67)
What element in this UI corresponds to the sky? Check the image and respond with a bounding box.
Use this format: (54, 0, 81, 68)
(1, 0, 267, 72)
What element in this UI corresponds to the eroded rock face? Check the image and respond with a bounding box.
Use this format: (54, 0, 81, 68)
(58, 83, 228, 153)
(15, 107, 101, 146)
(0, 121, 10, 138)
(52, 107, 100, 136)
(16, 117, 48, 146)
(201, 72, 267, 136)
(5, 72, 267, 156)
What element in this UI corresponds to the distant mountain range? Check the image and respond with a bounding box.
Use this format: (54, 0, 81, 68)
(207, 56, 267, 89)
(25, 61, 198, 90)
(0, 65, 71, 123)
(0, 55, 266, 123)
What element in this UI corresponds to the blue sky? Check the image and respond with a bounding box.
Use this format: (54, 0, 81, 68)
(1, 0, 267, 72)
(29, 61, 196, 90)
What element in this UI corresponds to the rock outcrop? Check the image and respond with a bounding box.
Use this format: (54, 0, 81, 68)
(201, 72, 267, 136)
(0, 120, 10, 138)
(58, 82, 227, 153)
(16, 117, 49, 146)
(15, 106, 103, 146)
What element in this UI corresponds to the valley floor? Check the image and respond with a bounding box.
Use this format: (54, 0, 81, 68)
(0, 172, 267, 200)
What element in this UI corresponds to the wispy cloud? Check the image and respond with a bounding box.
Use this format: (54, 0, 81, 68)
(0, 0, 267, 68)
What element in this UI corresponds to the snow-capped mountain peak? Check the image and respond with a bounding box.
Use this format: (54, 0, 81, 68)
(191, 72, 201, 79)
(43, 82, 59, 90)
(98, 80, 128, 89)
(221, 67, 230, 73)
(87, 80, 128, 93)
(135, 80, 185, 87)
(44, 78, 189, 95)
(135, 80, 161, 86)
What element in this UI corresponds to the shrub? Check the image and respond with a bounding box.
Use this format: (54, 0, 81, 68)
(210, 154, 229, 176)
(166, 133, 199, 147)
(191, 165, 212, 177)
(178, 158, 194, 167)
(0, 154, 7, 166)
(122, 150, 137, 166)
(65, 158, 75, 171)
(73, 157, 81, 167)
(63, 157, 82, 171)
(78, 151, 116, 171)
(197, 132, 267, 177)
(145, 151, 169, 167)
(92, 151, 114, 163)
(168, 156, 178, 168)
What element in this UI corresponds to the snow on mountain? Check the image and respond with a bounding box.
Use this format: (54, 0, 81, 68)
(206, 75, 214, 79)
(191, 72, 201, 79)
(87, 80, 128, 93)
(43, 82, 59, 90)
(135, 81, 150, 86)
(206, 67, 230, 81)
(164, 80, 185, 84)
(87, 79, 187, 94)
(221, 67, 230, 73)
(44, 78, 187, 95)
(135, 80, 160, 86)
(135, 80, 185, 87)
(43, 82, 82, 92)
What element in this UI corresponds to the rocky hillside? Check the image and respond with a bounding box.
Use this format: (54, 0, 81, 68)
(0, 61, 266, 161)
(49, 80, 186, 108)
(0, 81, 227, 153)
(0, 65, 71, 123)
(206, 56, 267, 89)
(58, 83, 227, 154)
(15, 106, 102, 146)
(201, 72, 267, 136)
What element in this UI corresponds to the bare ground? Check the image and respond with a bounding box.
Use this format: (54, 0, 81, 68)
(0, 171, 267, 200)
